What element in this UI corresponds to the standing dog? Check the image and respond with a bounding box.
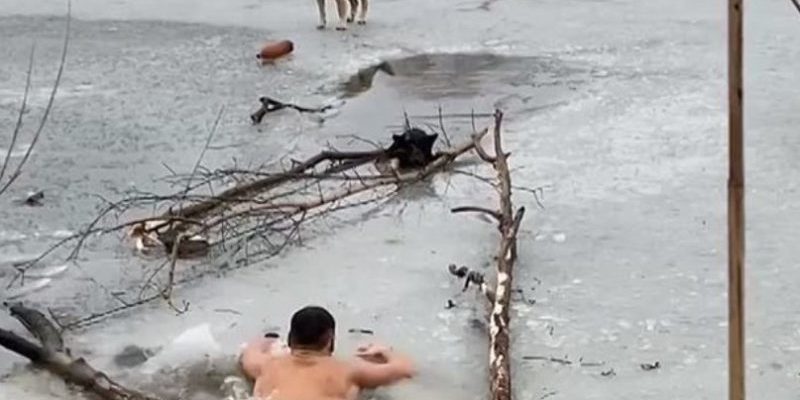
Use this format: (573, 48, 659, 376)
(316, 0, 369, 30)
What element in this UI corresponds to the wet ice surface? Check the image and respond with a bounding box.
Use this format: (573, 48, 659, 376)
(2, 0, 800, 399)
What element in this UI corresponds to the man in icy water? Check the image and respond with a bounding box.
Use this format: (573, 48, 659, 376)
(239, 305, 416, 399)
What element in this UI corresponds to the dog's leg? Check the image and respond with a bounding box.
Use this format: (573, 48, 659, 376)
(334, 0, 349, 30)
(347, 0, 358, 23)
(316, 0, 326, 29)
(357, 0, 368, 24)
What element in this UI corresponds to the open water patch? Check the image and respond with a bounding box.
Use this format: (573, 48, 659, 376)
(331, 52, 591, 141)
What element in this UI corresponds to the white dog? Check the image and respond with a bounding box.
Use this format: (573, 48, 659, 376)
(316, 0, 369, 30)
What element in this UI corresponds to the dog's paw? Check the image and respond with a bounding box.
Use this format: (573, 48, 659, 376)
(316, 24, 326, 30)
(346, 17, 354, 23)
(357, 20, 367, 25)
(335, 25, 347, 31)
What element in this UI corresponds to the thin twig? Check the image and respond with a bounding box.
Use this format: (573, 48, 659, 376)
(472, 134, 497, 163)
(69, 293, 161, 330)
(523, 356, 572, 365)
(408, 112, 495, 120)
(181, 106, 224, 201)
(451, 206, 502, 222)
(0, 45, 35, 184)
(438, 105, 453, 148)
(162, 233, 189, 314)
(0, 1, 70, 196)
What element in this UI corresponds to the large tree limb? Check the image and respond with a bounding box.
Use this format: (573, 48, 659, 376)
(449, 110, 525, 400)
(162, 148, 385, 222)
(0, 303, 159, 400)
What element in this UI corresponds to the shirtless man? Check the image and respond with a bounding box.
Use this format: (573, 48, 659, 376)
(239, 305, 415, 400)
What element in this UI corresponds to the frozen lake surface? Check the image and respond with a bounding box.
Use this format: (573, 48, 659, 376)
(1, 0, 800, 399)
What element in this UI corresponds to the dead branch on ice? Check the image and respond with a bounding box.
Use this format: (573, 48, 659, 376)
(0, 303, 160, 400)
(448, 110, 525, 400)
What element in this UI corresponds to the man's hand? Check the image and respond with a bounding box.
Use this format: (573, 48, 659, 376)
(355, 343, 391, 364)
(350, 343, 415, 389)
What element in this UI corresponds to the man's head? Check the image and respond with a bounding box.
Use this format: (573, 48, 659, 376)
(288, 306, 336, 353)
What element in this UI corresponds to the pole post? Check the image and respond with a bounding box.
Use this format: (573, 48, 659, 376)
(727, 1, 745, 400)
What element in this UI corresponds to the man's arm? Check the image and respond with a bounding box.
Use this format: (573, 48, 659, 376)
(239, 337, 279, 379)
(349, 344, 416, 390)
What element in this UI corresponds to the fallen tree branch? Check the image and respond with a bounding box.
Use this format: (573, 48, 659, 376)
(162, 148, 385, 222)
(448, 109, 525, 400)
(250, 96, 335, 124)
(488, 110, 525, 400)
(0, 303, 160, 400)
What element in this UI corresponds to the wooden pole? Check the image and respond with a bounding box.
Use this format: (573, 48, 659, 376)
(727, 1, 745, 400)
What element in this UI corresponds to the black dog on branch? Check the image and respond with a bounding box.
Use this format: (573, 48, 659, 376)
(383, 128, 439, 170)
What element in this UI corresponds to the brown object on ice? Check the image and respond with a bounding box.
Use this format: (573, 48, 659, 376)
(257, 40, 294, 61)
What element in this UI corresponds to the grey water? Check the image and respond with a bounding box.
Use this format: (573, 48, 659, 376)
(1, 0, 800, 399)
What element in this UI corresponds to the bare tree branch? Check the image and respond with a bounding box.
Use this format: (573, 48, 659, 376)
(0, 45, 35, 184)
(438, 105, 453, 148)
(472, 133, 496, 163)
(0, 0, 70, 196)
(451, 206, 502, 223)
(181, 106, 224, 201)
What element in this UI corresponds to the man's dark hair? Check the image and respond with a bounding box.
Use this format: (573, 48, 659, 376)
(288, 306, 336, 351)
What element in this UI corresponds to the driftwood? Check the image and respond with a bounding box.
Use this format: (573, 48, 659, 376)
(0, 303, 159, 400)
(448, 110, 525, 400)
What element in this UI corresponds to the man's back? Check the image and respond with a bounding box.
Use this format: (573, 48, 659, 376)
(255, 353, 358, 400)
(239, 306, 415, 399)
